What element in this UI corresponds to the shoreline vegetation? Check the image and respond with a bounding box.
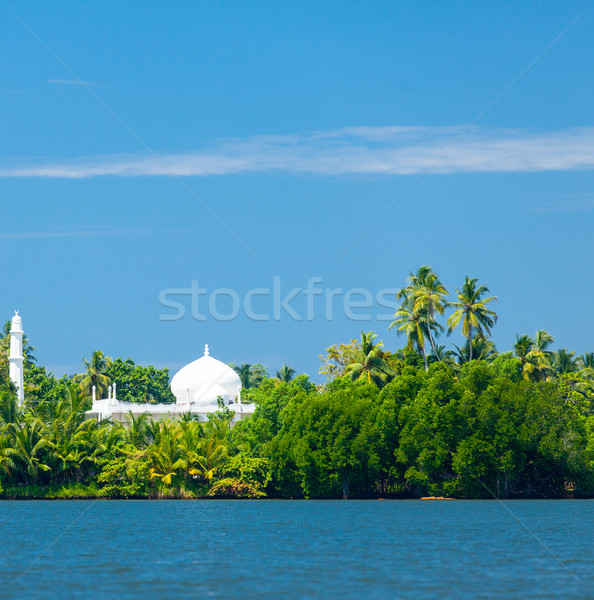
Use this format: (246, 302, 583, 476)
(1, 266, 594, 500)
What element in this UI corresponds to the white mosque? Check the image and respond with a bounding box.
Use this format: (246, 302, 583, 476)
(87, 343, 255, 423)
(9, 312, 255, 423)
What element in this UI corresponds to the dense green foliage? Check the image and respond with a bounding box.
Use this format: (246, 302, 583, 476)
(5, 356, 590, 500)
(105, 358, 175, 404)
(1, 266, 593, 500)
(238, 360, 594, 499)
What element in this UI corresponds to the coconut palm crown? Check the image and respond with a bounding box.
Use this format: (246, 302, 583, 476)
(447, 276, 497, 362)
(73, 350, 112, 399)
(345, 331, 394, 387)
(276, 364, 296, 382)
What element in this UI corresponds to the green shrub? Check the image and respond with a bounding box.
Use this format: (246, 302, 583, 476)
(208, 478, 266, 498)
(2, 485, 48, 499)
(47, 483, 101, 499)
(222, 455, 271, 492)
(98, 450, 152, 498)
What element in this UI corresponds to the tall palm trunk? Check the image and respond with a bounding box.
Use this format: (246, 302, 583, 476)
(417, 342, 428, 372)
(426, 308, 438, 358)
(468, 325, 473, 362)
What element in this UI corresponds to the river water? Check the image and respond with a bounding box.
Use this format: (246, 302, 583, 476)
(0, 499, 592, 599)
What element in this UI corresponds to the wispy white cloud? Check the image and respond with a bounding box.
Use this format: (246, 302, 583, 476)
(1, 125, 594, 178)
(45, 78, 100, 87)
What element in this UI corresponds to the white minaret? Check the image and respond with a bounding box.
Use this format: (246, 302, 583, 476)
(9, 311, 25, 404)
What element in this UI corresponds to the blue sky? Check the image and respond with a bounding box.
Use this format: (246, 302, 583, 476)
(1, 1, 593, 380)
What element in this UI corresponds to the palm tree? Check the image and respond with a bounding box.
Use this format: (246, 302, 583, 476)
(523, 352, 552, 382)
(515, 330, 555, 382)
(250, 365, 267, 387)
(396, 265, 434, 301)
(276, 364, 296, 382)
(0, 434, 16, 480)
(127, 412, 153, 448)
(145, 420, 164, 446)
(233, 364, 254, 389)
(10, 418, 52, 484)
(447, 277, 497, 362)
(73, 350, 112, 398)
(454, 334, 498, 364)
(522, 330, 554, 382)
(52, 419, 99, 484)
(514, 335, 533, 365)
(533, 329, 555, 354)
(177, 420, 209, 483)
(552, 349, 579, 375)
(190, 435, 229, 482)
(389, 301, 428, 371)
(580, 352, 594, 369)
(578, 352, 594, 379)
(93, 422, 126, 460)
(414, 272, 449, 356)
(394, 266, 448, 366)
(183, 418, 231, 483)
(0, 388, 20, 425)
(232, 363, 267, 390)
(149, 422, 185, 486)
(345, 331, 394, 387)
(428, 345, 458, 370)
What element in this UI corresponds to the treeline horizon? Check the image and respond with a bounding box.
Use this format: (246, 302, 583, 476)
(0, 266, 592, 500)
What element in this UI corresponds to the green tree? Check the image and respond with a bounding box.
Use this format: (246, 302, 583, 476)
(396, 265, 434, 301)
(552, 349, 579, 375)
(276, 364, 296, 383)
(533, 329, 555, 354)
(9, 419, 52, 484)
(105, 358, 175, 404)
(272, 384, 382, 498)
(514, 335, 533, 365)
(447, 277, 497, 361)
(453, 334, 498, 364)
(413, 270, 449, 357)
(73, 351, 112, 398)
(0, 388, 21, 426)
(580, 352, 594, 370)
(126, 412, 153, 448)
(389, 302, 428, 370)
(231, 364, 267, 390)
(98, 448, 152, 498)
(345, 332, 394, 387)
(319, 340, 360, 379)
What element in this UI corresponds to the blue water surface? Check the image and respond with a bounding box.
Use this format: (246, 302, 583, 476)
(0, 499, 592, 599)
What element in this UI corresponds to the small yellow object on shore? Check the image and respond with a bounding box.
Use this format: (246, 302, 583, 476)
(419, 496, 456, 500)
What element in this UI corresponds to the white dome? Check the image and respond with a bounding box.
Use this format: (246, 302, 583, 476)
(170, 344, 241, 407)
(191, 383, 229, 408)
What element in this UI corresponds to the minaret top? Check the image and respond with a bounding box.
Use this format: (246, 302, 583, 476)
(204, 344, 210, 356)
(11, 311, 23, 332)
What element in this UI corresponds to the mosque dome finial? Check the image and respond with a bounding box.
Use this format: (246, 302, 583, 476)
(204, 344, 209, 356)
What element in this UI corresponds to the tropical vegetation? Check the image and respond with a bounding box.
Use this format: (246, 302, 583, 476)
(0, 266, 593, 500)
